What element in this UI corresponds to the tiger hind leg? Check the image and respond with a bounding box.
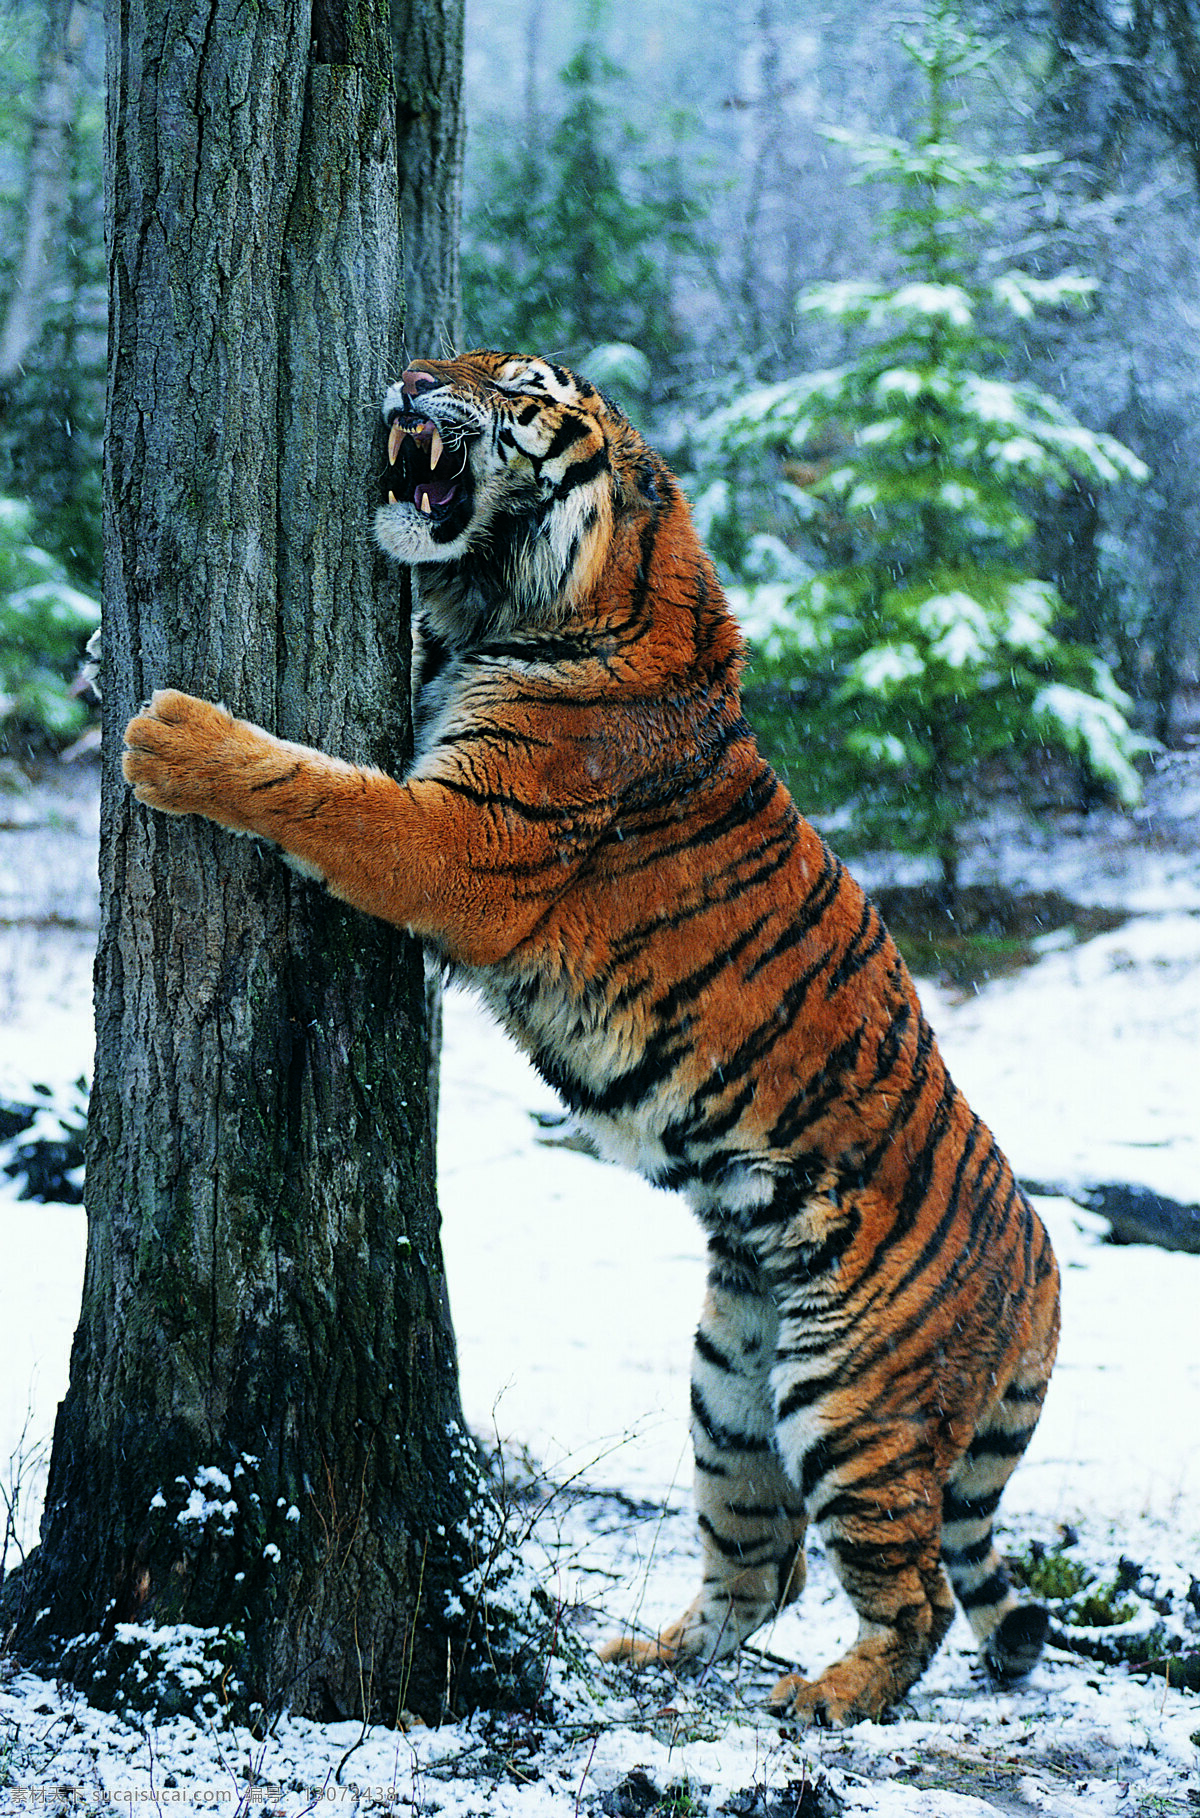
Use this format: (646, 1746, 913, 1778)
(941, 1371, 1053, 1683)
(767, 1380, 1050, 1725)
(599, 1272, 808, 1669)
(766, 1465, 957, 1727)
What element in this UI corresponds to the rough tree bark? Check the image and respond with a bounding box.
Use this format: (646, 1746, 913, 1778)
(1, 0, 541, 1726)
(389, 0, 466, 1150)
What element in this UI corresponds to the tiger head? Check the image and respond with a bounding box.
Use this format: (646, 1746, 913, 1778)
(375, 351, 669, 643)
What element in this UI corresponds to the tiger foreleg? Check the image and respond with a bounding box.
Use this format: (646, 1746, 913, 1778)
(600, 1274, 807, 1670)
(122, 689, 600, 965)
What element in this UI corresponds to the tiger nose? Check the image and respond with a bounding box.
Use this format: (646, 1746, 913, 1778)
(401, 367, 440, 398)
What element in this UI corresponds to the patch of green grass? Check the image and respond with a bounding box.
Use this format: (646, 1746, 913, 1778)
(1010, 1544, 1136, 1628)
(1013, 1545, 1094, 1604)
(892, 930, 1041, 991)
(1071, 1587, 1138, 1628)
(656, 1779, 704, 1817)
(1007, 1538, 1193, 1672)
(871, 884, 1127, 991)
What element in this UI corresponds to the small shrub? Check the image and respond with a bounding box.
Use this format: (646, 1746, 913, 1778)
(0, 496, 99, 755)
(1014, 1545, 1094, 1604)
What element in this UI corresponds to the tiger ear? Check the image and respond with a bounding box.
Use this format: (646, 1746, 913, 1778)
(637, 463, 662, 504)
(616, 460, 662, 511)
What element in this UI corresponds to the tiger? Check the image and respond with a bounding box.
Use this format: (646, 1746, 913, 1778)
(123, 349, 1061, 1727)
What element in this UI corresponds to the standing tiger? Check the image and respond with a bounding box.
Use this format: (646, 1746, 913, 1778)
(123, 350, 1060, 1726)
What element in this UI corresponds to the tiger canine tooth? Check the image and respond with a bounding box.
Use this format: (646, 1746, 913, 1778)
(388, 420, 403, 464)
(388, 490, 398, 504)
(418, 491, 432, 514)
(430, 427, 444, 468)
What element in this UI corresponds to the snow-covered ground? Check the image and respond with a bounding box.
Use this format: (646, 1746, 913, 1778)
(1, 759, 1198, 1815)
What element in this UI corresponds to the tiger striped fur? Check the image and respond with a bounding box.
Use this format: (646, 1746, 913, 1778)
(123, 351, 1061, 1726)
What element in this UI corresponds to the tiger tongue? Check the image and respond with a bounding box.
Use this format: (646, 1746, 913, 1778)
(415, 480, 458, 515)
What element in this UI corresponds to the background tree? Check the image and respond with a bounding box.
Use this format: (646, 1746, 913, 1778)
(391, 0, 465, 356)
(462, 23, 704, 412)
(0, 0, 81, 393)
(460, 0, 1199, 751)
(2, 0, 1197, 758)
(1015, 0, 1200, 740)
(703, 0, 1148, 908)
(0, 1, 105, 593)
(1, 0, 546, 1726)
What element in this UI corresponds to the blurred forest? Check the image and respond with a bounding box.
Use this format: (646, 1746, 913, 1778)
(0, 0, 100, 755)
(461, 0, 1199, 857)
(1, 0, 1196, 882)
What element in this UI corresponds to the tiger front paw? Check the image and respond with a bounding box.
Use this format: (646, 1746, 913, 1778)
(596, 1631, 683, 1669)
(123, 689, 252, 826)
(597, 1603, 736, 1671)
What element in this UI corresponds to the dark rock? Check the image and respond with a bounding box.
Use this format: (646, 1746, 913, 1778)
(601, 1770, 663, 1817)
(1021, 1179, 1200, 1255)
(721, 1778, 841, 1818)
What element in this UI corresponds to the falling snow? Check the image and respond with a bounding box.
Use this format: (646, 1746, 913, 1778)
(1, 764, 1198, 1814)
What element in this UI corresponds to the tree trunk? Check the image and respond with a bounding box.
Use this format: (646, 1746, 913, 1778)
(390, 0, 464, 358)
(1040, 476, 1103, 647)
(0, 0, 84, 393)
(936, 837, 960, 922)
(2, 0, 541, 1727)
(737, 0, 783, 365)
(1162, 0, 1200, 199)
(389, 0, 466, 1155)
(1044, 0, 1116, 169)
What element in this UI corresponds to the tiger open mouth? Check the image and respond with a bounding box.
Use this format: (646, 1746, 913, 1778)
(382, 414, 474, 522)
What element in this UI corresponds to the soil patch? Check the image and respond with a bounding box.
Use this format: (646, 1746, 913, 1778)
(871, 884, 1128, 990)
